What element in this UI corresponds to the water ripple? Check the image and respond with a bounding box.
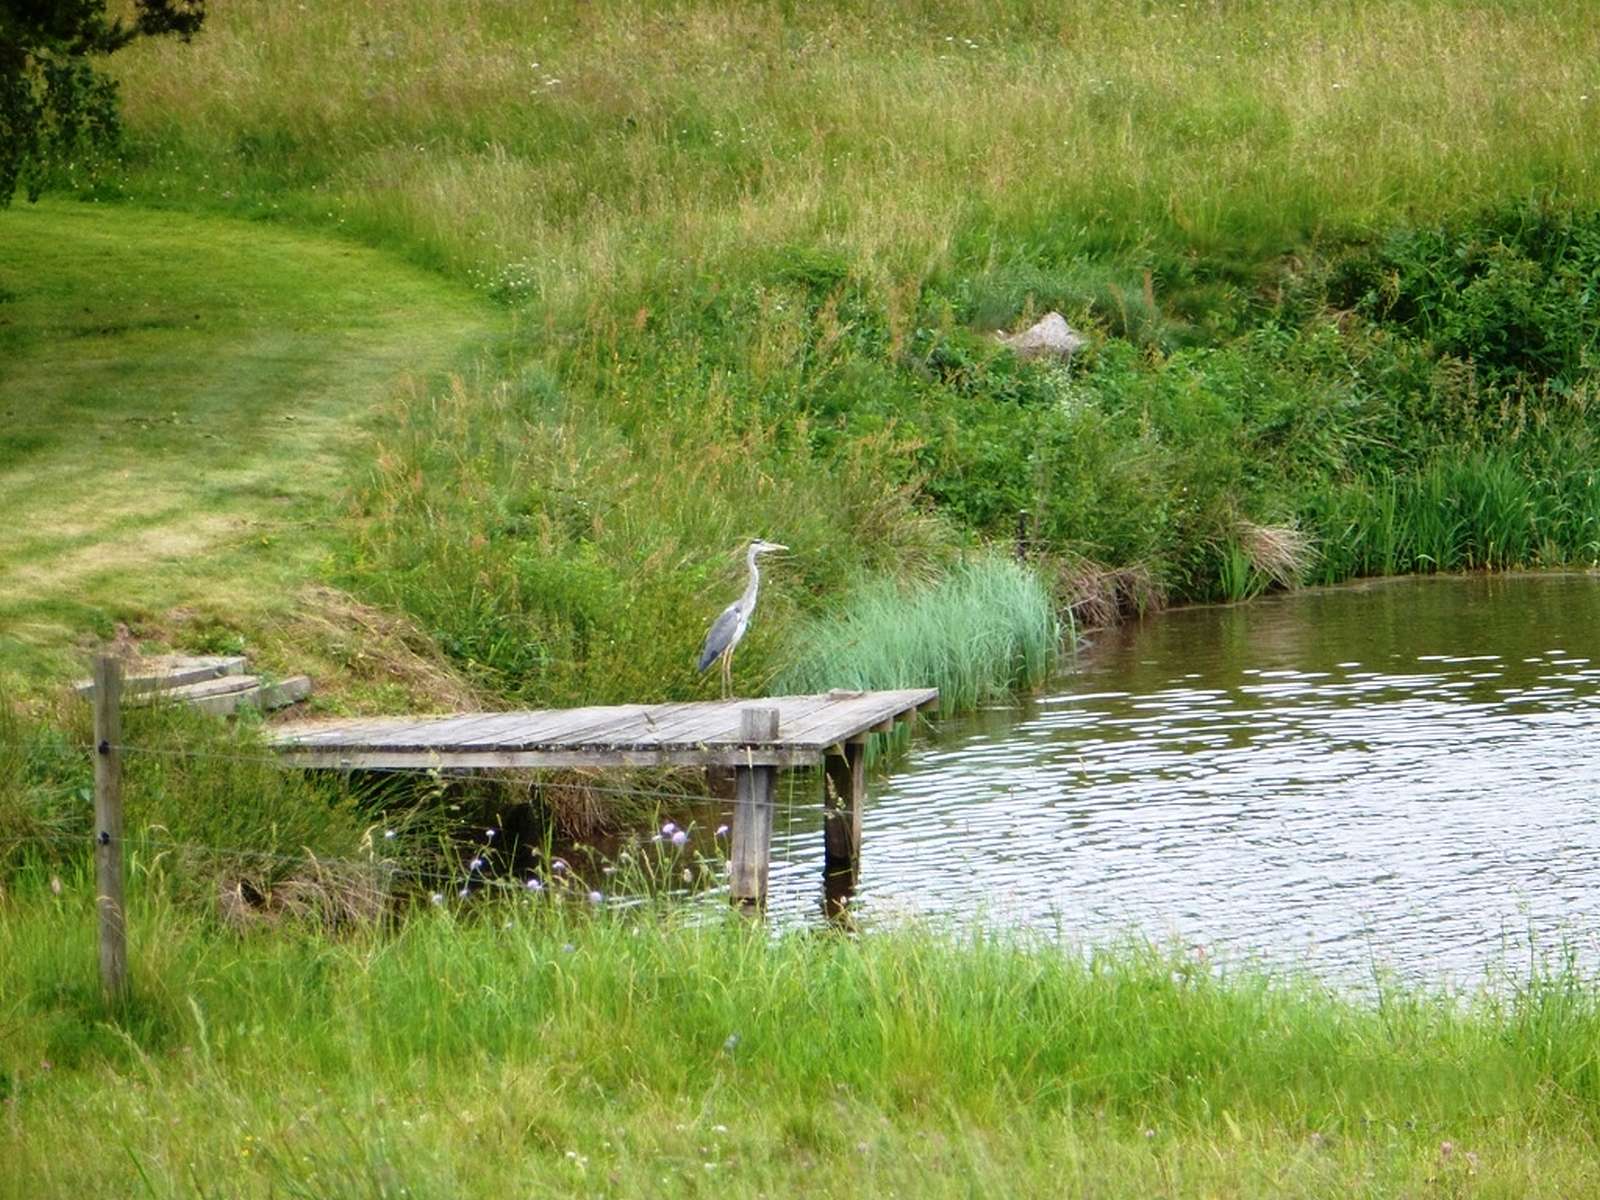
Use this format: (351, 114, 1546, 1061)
(765, 574, 1600, 987)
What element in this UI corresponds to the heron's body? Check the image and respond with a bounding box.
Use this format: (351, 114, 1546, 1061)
(697, 539, 786, 697)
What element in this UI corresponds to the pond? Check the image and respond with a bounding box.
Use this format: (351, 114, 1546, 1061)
(762, 573, 1600, 986)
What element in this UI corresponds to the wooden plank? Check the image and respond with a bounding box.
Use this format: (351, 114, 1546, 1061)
(598, 700, 720, 747)
(268, 691, 931, 755)
(649, 693, 826, 748)
(616, 700, 749, 744)
(92, 655, 128, 1006)
(273, 745, 821, 770)
(74, 654, 247, 697)
(779, 692, 917, 745)
(257, 676, 312, 711)
(182, 676, 311, 718)
(142, 674, 259, 705)
(777, 690, 920, 742)
(729, 708, 779, 907)
(268, 689, 937, 769)
(519, 705, 659, 748)
(289, 710, 564, 752)
(418, 711, 553, 748)
(271, 714, 449, 746)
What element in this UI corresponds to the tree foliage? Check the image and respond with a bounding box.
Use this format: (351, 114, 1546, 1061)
(0, 0, 203, 204)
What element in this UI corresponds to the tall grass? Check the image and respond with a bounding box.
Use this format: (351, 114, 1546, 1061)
(775, 556, 1059, 709)
(344, 369, 954, 706)
(22, 0, 1577, 708)
(5, 890, 1600, 1196)
(105, 0, 1600, 317)
(1306, 450, 1600, 582)
(0, 696, 432, 906)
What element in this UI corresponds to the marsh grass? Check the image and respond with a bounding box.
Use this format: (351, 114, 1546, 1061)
(775, 556, 1059, 710)
(1307, 451, 1600, 583)
(5, 890, 1600, 1196)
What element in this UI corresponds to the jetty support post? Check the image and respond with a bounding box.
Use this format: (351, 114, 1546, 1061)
(822, 741, 865, 889)
(729, 706, 778, 908)
(92, 654, 128, 1007)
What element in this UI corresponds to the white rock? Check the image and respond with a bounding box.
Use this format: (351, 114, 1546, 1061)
(996, 311, 1087, 360)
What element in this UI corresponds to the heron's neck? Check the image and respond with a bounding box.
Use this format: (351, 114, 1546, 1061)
(741, 548, 763, 609)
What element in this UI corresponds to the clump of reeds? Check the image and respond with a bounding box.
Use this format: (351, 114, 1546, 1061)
(775, 556, 1060, 711)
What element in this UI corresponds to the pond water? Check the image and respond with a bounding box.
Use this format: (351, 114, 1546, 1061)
(761, 573, 1600, 986)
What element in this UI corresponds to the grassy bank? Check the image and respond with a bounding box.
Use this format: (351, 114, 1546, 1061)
(59, 0, 1593, 708)
(0, 201, 494, 699)
(5, 886, 1600, 1197)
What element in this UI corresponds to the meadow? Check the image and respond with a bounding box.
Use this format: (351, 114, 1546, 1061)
(5, 1, 1600, 1193)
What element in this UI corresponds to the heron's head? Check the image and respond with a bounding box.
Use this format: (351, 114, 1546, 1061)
(749, 539, 788, 556)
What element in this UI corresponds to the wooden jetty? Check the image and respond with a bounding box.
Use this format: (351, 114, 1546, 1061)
(270, 688, 939, 907)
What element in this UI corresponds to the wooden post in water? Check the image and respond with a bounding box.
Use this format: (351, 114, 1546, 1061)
(92, 654, 128, 1006)
(729, 706, 778, 908)
(822, 741, 865, 888)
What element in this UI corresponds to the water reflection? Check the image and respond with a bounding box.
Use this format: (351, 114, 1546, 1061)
(765, 574, 1600, 985)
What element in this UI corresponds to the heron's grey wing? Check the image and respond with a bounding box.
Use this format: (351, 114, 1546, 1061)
(697, 602, 744, 671)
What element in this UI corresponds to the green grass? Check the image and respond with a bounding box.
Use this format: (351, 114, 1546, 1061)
(101, 0, 1600, 310)
(776, 555, 1059, 709)
(5, 0, 1598, 705)
(6, 11, 1600, 1190)
(0, 201, 495, 693)
(5, 889, 1600, 1197)
(71, 0, 1599, 692)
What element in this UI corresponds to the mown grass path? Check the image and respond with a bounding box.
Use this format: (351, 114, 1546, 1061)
(0, 201, 496, 687)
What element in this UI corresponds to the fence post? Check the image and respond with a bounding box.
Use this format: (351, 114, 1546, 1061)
(93, 654, 128, 1006)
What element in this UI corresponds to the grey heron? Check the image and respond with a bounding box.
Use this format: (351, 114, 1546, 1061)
(697, 539, 787, 698)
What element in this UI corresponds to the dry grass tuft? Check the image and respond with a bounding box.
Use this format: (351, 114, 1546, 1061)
(1053, 557, 1164, 629)
(1237, 522, 1314, 589)
(217, 857, 393, 930)
(284, 586, 484, 712)
(534, 768, 716, 841)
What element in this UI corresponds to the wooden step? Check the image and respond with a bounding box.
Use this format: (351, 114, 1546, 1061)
(151, 674, 314, 717)
(74, 654, 247, 698)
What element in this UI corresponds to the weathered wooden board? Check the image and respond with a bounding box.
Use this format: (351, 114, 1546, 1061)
(182, 675, 313, 717)
(270, 688, 939, 770)
(74, 655, 247, 697)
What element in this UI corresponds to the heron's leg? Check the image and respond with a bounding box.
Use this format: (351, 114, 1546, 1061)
(721, 649, 733, 700)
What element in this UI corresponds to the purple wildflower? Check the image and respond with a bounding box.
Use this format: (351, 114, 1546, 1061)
(671, 829, 689, 848)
